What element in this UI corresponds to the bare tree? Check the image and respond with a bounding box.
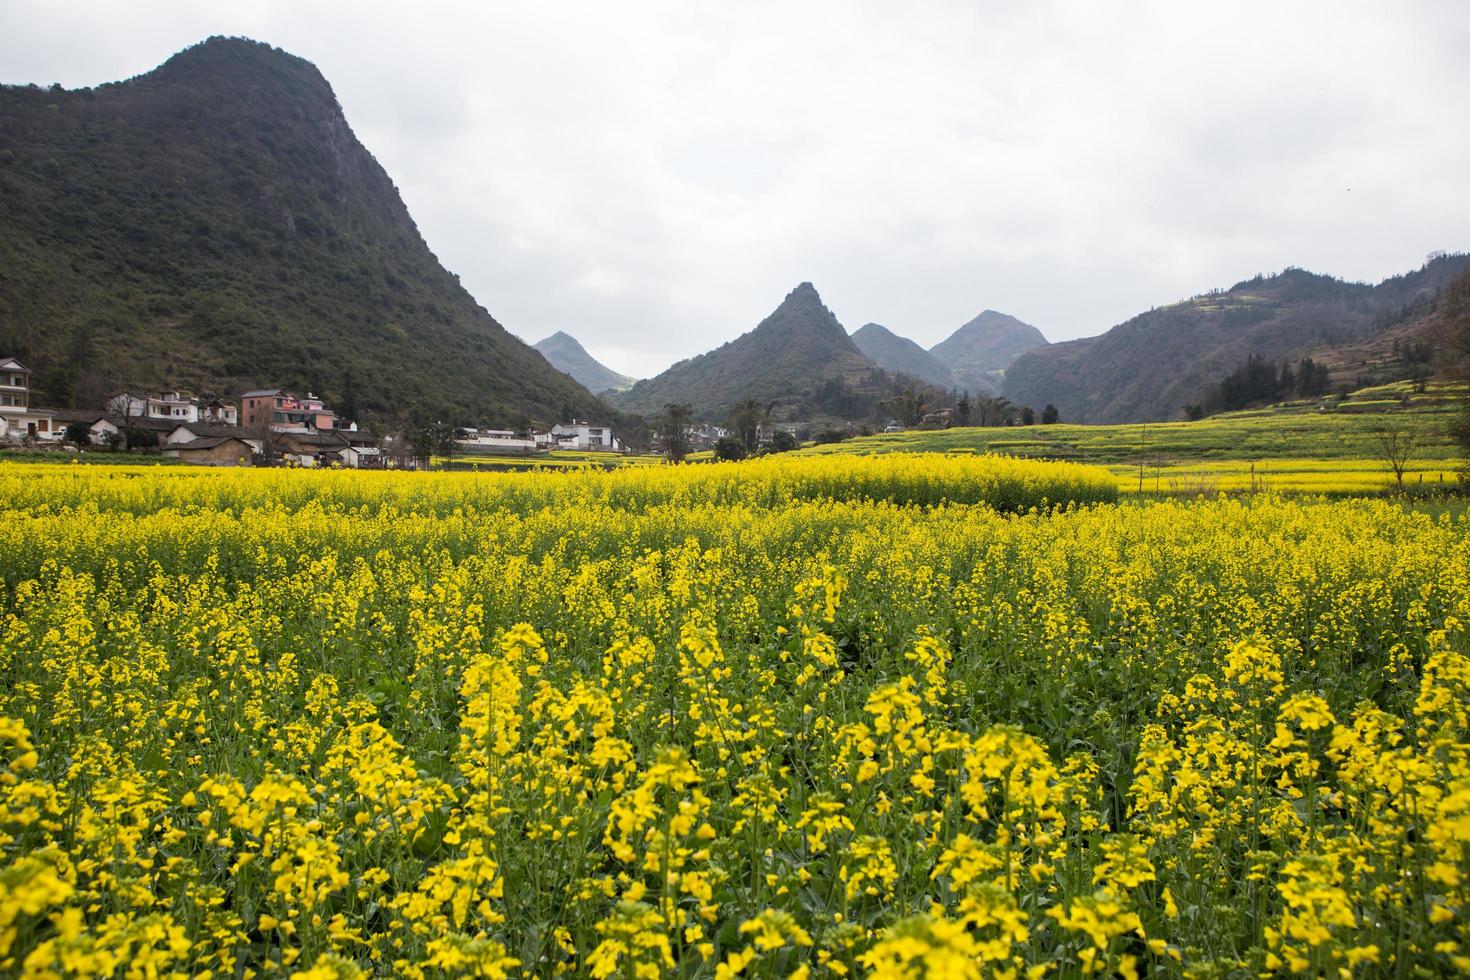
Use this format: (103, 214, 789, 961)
(108, 393, 149, 452)
(1372, 424, 1418, 492)
(247, 416, 284, 465)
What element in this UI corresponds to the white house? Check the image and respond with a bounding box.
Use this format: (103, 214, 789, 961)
(0, 358, 29, 412)
(459, 428, 539, 453)
(53, 410, 120, 445)
(336, 444, 382, 468)
(110, 391, 239, 426)
(550, 420, 619, 451)
(0, 358, 60, 443)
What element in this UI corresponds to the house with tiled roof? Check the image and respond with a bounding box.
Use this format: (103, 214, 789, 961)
(161, 436, 256, 466)
(0, 357, 59, 443)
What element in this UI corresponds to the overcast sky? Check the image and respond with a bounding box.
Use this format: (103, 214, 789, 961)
(3, 1, 1467, 378)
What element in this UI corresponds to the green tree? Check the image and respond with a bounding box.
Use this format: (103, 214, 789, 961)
(125, 428, 159, 451)
(714, 437, 746, 461)
(64, 421, 92, 446)
(730, 398, 769, 453)
(975, 396, 1015, 427)
(1041, 404, 1060, 425)
(886, 389, 929, 428)
(659, 403, 693, 462)
(404, 411, 456, 467)
(338, 368, 360, 426)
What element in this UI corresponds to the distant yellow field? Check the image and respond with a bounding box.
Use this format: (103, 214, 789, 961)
(1110, 457, 1462, 495)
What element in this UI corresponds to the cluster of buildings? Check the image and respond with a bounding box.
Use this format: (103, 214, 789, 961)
(457, 419, 620, 454)
(1, 357, 624, 467)
(0, 358, 379, 467)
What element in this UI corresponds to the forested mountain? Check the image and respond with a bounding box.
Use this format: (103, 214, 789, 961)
(929, 310, 1047, 393)
(533, 331, 636, 393)
(0, 36, 607, 426)
(1002, 255, 1470, 423)
(612, 283, 926, 422)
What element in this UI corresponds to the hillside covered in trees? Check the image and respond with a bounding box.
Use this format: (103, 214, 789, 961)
(1002, 255, 1470, 423)
(0, 36, 608, 427)
(612, 283, 941, 423)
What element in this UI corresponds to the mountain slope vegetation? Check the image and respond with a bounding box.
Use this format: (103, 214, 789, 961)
(0, 36, 606, 426)
(850, 322, 954, 388)
(1002, 256, 1470, 423)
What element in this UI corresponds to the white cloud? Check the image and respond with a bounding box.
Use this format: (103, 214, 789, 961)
(3, 0, 1467, 378)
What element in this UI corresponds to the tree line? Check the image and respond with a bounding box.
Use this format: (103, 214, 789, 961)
(1185, 355, 1333, 419)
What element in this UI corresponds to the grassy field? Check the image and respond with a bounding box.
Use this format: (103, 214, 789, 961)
(794, 382, 1463, 461)
(0, 447, 183, 466)
(1, 460, 1468, 977)
(793, 382, 1465, 496)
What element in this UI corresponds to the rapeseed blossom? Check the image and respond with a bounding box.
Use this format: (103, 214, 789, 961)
(0, 460, 1465, 976)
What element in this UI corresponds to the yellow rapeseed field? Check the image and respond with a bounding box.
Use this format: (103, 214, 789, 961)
(0, 456, 1467, 978)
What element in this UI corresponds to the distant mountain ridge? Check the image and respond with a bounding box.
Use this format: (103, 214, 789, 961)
(1002, 255, 1470, 423)
(929, 310, 1048, 394)
(0, 36, 607, 426)
(851, 323, 955, 389)
(534, 331, 636, 393)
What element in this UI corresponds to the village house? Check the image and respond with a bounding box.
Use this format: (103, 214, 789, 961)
(163, 421, 263, 455)
(0, 358, 60, 444)
(241, 389, 336, 432)
(919, 408, 953, 429)
(197, 397, 239, 425)
(550, 419, 619, 451)
(275, 429, 380, 468)
(320, 430, 382, 469)
(160, 436, 257, 466)
(458, 428, 540, 453)
(110, 391, 240, 426)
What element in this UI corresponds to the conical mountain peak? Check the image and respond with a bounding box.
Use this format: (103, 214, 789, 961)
(771, 281, 825, 314)
(533, 332, 636, 392)
(610, 281, 873, 420)
(929, 309, 1048, 393)
(851, 322, 955, 389)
